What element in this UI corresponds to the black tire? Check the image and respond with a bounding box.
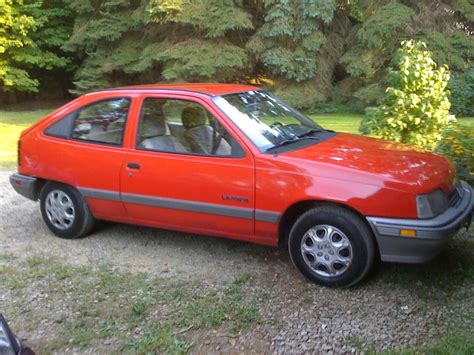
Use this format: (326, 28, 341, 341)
(40, 182, 95, 239)
(288, 205, 375, 288)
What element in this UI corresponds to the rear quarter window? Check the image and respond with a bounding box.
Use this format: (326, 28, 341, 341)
(44, 98, 131, 146)
(71, 98, 130, 146)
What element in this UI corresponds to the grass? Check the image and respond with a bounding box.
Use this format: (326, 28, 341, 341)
(0, 108, 473, 168)
(0, 255, 261, 353)
(0, 109, 52, 168)
(307, 113, 363, 133)
(420, 333, 474, 354)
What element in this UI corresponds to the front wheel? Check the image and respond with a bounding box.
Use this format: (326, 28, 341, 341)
(40, 182, 95, 239)
(288, 206, 375, 287)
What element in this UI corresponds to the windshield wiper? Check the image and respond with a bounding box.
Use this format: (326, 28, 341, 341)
(297, 128, 323, 138)
(266, 135, 321, 152)
(266, 137, 299, 151)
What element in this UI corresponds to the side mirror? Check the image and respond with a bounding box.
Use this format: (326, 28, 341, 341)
(0, 314, 34, 355)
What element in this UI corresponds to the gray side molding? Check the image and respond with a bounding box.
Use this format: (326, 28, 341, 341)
(78, 187, 121, 201)
(121, 192, 254, 220)
(77, 187, 280, 223)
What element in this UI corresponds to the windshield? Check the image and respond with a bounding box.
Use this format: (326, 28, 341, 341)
(213, 91, 322, 151)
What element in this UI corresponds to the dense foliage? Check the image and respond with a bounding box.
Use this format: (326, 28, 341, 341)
(449, 68, 474, 117)
(361, 40, 454, 150)
(0, 0, 74, 94)
(0, 0, 473, 115)
(437, 123, 474, 185)
(0, 0, 36, 91)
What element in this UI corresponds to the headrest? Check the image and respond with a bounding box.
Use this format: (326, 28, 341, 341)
(182, 106, 206, 129)
(141, 110, 166, 137)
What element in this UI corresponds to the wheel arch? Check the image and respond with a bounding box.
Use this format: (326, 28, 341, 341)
(278, 200, 379, 253)
(36, 178, 74, 197)
(31, 177, 48, 201)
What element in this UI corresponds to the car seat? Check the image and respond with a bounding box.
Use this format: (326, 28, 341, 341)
(181, 107, 231, 155)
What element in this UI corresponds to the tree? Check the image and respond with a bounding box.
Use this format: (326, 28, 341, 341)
(66, 0, 254, 94)
(0, 0, 75, 97)
(360, 40, 454, 150)
(337, 0, 473, 110)
(339, 1, 415, 106)
(2, 0, 472, 115)
(247, 0, 337, 108)
(0, 0, 36, 92)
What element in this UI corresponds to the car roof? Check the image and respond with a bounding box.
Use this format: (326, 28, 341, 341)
(100, 83, 261, 96)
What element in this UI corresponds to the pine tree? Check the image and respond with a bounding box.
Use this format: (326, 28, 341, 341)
(248, 0, 337, 108)
(66, 0, 254, 94)
(338, 0, 473, 108)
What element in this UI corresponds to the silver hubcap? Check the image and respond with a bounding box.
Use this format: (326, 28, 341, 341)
(301, 224, 353, 277)
(45, 190, 75, 230)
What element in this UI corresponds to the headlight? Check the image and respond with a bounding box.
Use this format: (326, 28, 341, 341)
(416, 189, 449, 218)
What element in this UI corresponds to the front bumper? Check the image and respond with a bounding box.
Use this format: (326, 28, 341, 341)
(367, 181, 473, 263)
(9, 173, 39, 201)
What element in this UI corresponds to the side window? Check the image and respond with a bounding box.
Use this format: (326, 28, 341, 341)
(136, 98, 244, 157)
(71, 98, 130, 145)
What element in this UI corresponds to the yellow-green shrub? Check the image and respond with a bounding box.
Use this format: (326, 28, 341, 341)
(360, 40, 455, 150)
(437, 124, 474, 186)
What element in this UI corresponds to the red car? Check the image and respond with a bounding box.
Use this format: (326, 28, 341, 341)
(10, 84, 473, 287)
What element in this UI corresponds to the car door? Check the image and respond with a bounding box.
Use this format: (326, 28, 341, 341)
(120, 95, 256, 239)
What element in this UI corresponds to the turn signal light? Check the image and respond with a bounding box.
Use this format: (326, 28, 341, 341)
(400, 229, 416, 237)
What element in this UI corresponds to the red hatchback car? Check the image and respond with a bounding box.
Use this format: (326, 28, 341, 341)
(10, 84, 473, 287)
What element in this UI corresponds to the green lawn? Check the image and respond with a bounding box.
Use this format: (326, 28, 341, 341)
(0, 109, 472, 169)
(308, 113, 367, 133)
(0, 109, 52, 168)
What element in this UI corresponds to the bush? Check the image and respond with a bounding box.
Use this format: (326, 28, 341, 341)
(437, 123, 474, 186)
(449, 68, 474, 117)
(360, 40, 454, 151)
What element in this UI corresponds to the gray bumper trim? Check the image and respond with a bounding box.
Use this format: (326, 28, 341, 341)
(367, 181, 473, 263)
(9, 173, 39, 201)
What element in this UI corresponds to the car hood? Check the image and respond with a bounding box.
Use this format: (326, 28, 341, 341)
(281, 133, 456, 193)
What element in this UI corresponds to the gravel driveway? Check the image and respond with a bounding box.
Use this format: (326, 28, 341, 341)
(1, 169, 473, 353)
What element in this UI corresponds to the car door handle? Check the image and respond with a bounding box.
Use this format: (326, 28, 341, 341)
(127, 162, 141, 170)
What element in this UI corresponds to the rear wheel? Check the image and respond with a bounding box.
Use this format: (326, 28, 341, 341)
(288, 206, 375, 287)
(40, 182, 95, 239)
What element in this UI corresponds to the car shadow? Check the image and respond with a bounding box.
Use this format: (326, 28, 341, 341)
(91, 221, 291, 272)
(92, 221, 473, 293)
